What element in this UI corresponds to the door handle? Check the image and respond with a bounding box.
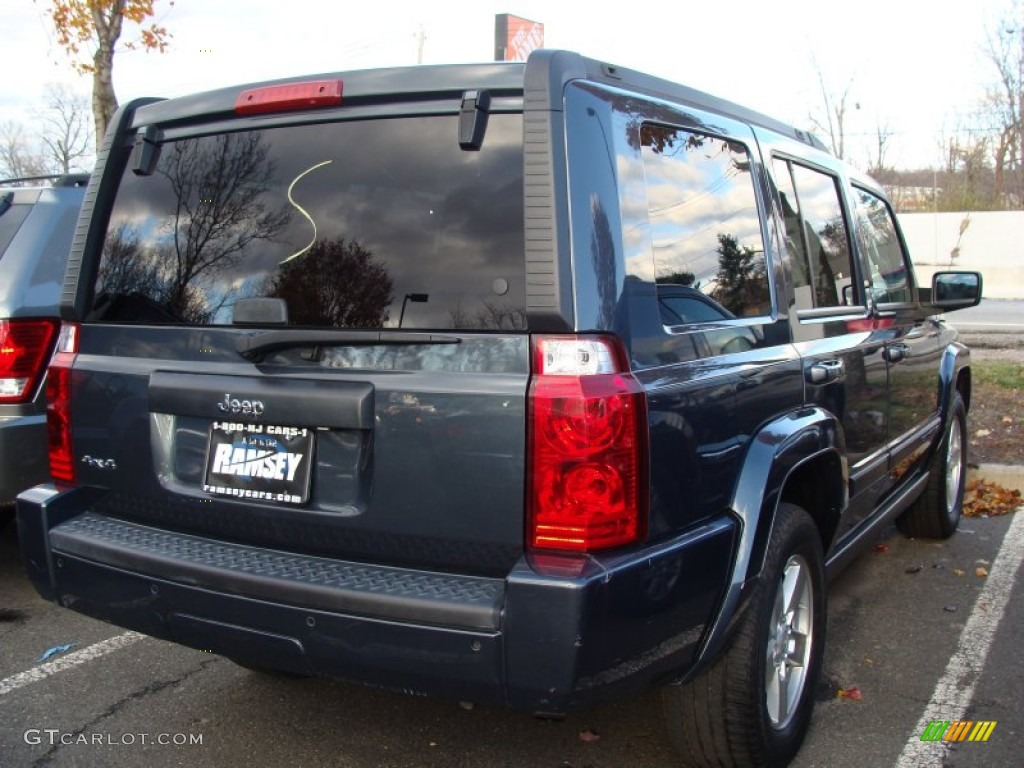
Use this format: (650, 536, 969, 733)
(805, 360, 845, 385)
(884, 344, 908, 363)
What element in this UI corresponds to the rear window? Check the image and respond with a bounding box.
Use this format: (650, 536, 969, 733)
(0, 201, 33, 259)
(91, 114, 525, 330)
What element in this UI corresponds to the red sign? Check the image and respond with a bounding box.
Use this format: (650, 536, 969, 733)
(494, 14, 544, 62)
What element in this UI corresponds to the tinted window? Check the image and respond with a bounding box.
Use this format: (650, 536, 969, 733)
(92, 115, 525, 330)
(853, 187, 911, 304)
(0, 202, 33, 259)
(641, 124, 770, 319)
(777, 161, 856, 310)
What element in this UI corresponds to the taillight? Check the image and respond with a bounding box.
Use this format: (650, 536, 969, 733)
(46, 323, 78, 485)
(0, 319, 59, 404)
(528, 336, 648, 552)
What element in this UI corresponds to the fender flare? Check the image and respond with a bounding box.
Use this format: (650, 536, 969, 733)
(937, 340, 970, 418)
(683, 406, 847, 679)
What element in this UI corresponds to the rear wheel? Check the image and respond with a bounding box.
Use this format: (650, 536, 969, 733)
(896, 391, 967, 539)
(662, 503, 825, 767)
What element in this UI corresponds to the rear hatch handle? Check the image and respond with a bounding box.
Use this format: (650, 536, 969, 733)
(236, 330, 461, 362)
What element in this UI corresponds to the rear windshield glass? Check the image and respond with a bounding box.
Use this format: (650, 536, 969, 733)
(0, 202, 33, 259)
(91, 114, 525, 330)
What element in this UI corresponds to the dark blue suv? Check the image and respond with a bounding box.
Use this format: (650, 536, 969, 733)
(17, 52, 981, 765)
(0, 174, 87, 527)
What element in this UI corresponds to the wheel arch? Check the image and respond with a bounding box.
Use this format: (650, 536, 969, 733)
(938, 341, 971, 417)
(685, 407, 846, 678)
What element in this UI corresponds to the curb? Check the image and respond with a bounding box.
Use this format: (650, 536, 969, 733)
(970, 464, 1024, 492)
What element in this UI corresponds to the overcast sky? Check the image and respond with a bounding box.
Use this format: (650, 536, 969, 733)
(0, 0, 1013, 170)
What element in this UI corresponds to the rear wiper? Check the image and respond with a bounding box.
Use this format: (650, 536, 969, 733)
(236, 329, 461, 362)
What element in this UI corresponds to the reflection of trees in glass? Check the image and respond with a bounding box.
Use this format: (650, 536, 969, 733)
(97, 224, 209, 321)
(589, 195, 618, 329)
(97, 133, 286, 323)
(159, 133, 287, 320)
(266, 237, 393, 328)
(639, 124, 707, 155)
(711, 233, 768, 316)
(449, 300, 526, 330)
(812, 216, 850, 306)
(656, 271, 696, 286)
(99, 224, 159, 297)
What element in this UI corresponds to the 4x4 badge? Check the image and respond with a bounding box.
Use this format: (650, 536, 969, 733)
(218, 393, 265, 418)
(82, 455, 117, 470)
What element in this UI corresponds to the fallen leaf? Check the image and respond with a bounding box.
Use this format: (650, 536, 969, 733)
(837, 686, 862, 701)
(953, 568, 965, 576)
(975, 567, 989, 578)
(905, 565, 923, 574)
(874, 544, 890, 554)
(963, 478, 1021, 517)
(578, 728, 601, 743)
(1002, 416, 1013, 424)
(975, 429, 992, 438)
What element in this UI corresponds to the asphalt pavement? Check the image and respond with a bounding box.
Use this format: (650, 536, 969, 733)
(1, 465, 1022, 767)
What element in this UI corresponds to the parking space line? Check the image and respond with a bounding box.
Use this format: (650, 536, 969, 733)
(896, 508, 1024, 766)
(0, 631, 144, 697)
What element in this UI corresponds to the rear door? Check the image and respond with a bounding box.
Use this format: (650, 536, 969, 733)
(72, 101, 530, 576)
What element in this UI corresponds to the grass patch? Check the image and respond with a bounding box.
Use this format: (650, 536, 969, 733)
(973, 360, 1024, 391)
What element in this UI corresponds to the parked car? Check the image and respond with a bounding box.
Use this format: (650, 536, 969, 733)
(0, 174, 87, 528)
(17, 52, 981, 765)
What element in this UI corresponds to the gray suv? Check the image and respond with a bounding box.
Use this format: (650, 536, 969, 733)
(0, 174, 87, 527)
(17, 52, 981, 765)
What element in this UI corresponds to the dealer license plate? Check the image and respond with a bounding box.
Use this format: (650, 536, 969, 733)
(202, 421, 314, 505)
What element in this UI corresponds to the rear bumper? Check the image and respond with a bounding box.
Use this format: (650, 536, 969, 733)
(0, 411, 47, 504)
(17, 485, 736, 711)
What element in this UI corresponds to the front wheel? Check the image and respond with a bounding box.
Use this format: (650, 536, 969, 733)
(896, 390, 967, 539)
(662, 503, 826, 767)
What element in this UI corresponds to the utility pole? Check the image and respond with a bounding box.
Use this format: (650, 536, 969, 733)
(414, 25, 427, 64)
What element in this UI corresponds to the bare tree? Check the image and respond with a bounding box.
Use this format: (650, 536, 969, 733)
(0, 121, 49, 179)
(35, 84, 93, 173)
(808, 55, 855, 160)
(866, 120, 894, 176)
(980, 7, 1024, 207)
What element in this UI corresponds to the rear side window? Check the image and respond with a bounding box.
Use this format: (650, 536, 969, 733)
(92, 115, 525, 330)
(0, 202, 33, 259)
(641, 124, 770, 319)
(852, 187, 911, 304)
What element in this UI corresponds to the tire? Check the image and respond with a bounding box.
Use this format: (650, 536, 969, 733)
(662, 503, 826, 767)
(896, 391, 967, 540)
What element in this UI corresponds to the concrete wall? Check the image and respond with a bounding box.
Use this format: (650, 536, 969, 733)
(898, 211, 1024, 299)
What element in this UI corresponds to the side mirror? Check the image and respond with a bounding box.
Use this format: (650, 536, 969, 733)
(930, 271, 982, 310)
